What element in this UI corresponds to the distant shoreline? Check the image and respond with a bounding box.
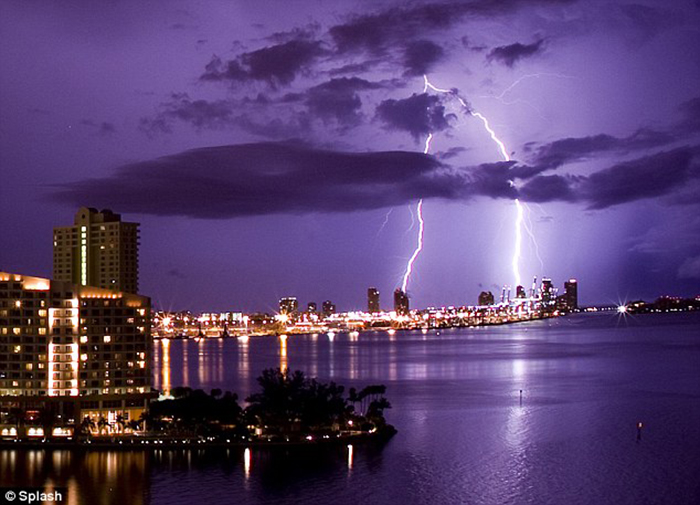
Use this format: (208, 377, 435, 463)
(0, 426, 397, 452)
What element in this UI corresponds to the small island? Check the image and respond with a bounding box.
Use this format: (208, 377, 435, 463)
(1, 368, 396, 449)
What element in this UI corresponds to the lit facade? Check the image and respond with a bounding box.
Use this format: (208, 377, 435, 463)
(394, 289, 409, 315)
(53, 207, 139, 294)
(564, 279, 578, 311)
(322, 300, 336, 317)
(0, 272, 152, 426)
(279, 297, 298, 315)
(367, 287, 380, 313)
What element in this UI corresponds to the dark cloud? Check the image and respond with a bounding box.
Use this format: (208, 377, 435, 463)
(305, 77, 383, 126)
(50, 143, 700, 219)
(138, 93, 235, 134)
(329, 0, 574, 55)
(516, 148, 700, 209)
(376, 93, 452, 139)
(487, 39, 544, 67)
(581, 148, 696, 209)
(328, 60, 382, 76)
(464, 162, 518, 199)
(329, 3, 458, 55)
(403, 40, 445, 76)
(139, 116, 172, 137)
(50, 142, 467, 218)
(528, 128, 674, 169)
(519, 174, 577, 202)
(200, 39, 326, 87)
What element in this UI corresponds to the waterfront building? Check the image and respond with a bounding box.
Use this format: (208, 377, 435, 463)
(322, 300, 336, 317)
(541, 278, 556, 313)
(53, 208, 139, 294)
(307, 302, 317, 314)
(0, 271, 152, 432)
(279, 297, 298, 315)
(516, 285, 526, 299)
(564, 279, 578, 311)
(367, 287, 380, 313)
(478, 291, 495, 306)
(394, 289, 409, 315)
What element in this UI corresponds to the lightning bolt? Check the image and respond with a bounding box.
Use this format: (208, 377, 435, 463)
(513, 199, 524, 289)
(522, 203, 544, 273)
(399, 131, 433, 295)
(480, 73, 576, 119)
(401, 198, 424, 293)
(424, 132, 434, 154)
(376, 208, 393, 238)
(423, 74, 526, 289)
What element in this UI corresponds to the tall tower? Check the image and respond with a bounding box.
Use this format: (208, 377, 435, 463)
(564, 279, 578, 311)
(53, 208, 139, 294)
(367, 287, 380, 313)
(393, 288, 409, 315)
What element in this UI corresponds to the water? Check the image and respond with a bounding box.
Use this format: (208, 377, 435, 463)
(3, 312, 700, 504)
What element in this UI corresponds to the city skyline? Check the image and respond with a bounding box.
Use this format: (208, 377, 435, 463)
(2, 1, 700, 313)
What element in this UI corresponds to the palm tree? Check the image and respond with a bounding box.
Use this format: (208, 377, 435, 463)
(80, 416, 96, 436)
(97, 416, 108, 435)
(116, 415, 127, 433)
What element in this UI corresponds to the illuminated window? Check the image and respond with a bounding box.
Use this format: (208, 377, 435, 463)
(103, 335, 111, 343)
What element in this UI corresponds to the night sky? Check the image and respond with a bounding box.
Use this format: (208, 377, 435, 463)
(1, 0, 699, 312)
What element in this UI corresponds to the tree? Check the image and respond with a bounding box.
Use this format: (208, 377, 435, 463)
(80, 416, 96, 436)
(97, 416, 108, 435)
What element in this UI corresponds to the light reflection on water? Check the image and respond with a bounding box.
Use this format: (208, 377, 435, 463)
(3, 313, 700, 505)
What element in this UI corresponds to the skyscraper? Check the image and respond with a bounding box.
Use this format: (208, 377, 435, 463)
(564, 279, 578, 311)
(279, 297, 298, 315)
(53, 208, 139, 294)
(367, 287, 380, 313)
(393, 288, 409, 315)
(322, 300, 336, 317)
(540, 278, 556, 313)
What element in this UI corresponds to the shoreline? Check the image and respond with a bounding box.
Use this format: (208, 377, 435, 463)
(0, 426, 397, 452)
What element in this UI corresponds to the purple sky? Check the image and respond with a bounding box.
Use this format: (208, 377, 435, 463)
(1, 0, 699, 312)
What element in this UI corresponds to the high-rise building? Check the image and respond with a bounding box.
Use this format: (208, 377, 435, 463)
(516, 285, 526, 299)
(0, 271, 152, 433)
(478, 291, 495, 306)
(367, 287, 380, 313)
(540, 278, 556, 313)
(279, 297, 298, 315)
(307, 302, 317, 314)
(53, 208, 139, 294)
(393, 289, 409, 315)
(322, 300, 336, 318)
(564, 279, 578, 311)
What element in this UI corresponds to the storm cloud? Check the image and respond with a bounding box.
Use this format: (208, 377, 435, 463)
(376, 93, 452, 139)
(51, 142, 468, 218)
(201, 39, 326, 87)
(487, 39, 545, 67)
